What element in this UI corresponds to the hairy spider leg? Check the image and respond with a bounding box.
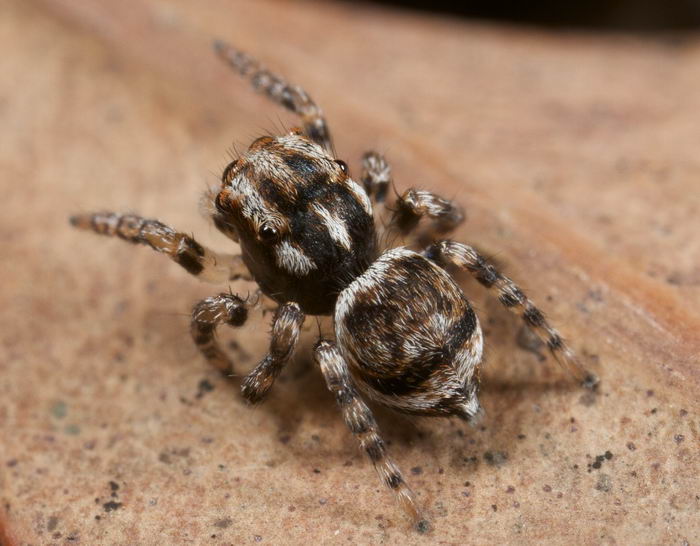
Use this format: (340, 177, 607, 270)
(392, 188, 465, 239)
(191, 293, 250, 374)
(425, 240, 598, 387)
(215, 40, 333, 153)
(313, 340, 430, 533)
(241, 302, 304, 403)
(70, 212, 251, 283)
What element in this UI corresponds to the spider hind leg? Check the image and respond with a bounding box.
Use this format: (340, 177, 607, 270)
(425, 240, 598, 388)
(312, 340, 428, 532)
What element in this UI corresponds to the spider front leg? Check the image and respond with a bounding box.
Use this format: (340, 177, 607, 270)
(70, 212, 251, 283)
(191, 293, 249, 374)
(312, 340, 429, 533)
(362, 153, 465, 243)
(214, 41, 332, 152)
(392, 189, 465, 239)
(360, 151, 393, 242)
(241, 302, 304, 404)
(361, 151, 391, 208)
(425, 240, 598, 387)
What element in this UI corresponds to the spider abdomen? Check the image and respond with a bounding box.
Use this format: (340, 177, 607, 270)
(335, 248, 483, 420)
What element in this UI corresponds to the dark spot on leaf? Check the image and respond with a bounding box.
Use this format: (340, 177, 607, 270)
(595, 474, 612, 492)
(51, 401, 68, 419)
(64, 424, 81, 435)
(579, 390, 597, 406)
(484, 450, 508, 467)
(214, 518, 233, 529)
(196, 379, 215, 399)
(416, 520, 431, 533)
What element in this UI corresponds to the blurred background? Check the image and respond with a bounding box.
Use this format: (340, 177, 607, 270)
(371, 0, 700, 29)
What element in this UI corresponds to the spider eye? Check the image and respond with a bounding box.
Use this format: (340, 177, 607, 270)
(335, 159, 348, 174)
(222, 160, 239, 184)
(258, 224, 279, 243)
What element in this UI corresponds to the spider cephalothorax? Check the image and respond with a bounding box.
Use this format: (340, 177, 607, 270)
(213, 132, 377, 315)
(70, 41, 597, 532)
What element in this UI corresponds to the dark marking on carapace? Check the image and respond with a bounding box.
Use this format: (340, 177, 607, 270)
(282, 152, 320, 180)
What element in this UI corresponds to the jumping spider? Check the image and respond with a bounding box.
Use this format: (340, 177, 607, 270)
(70, 41, 597, 531)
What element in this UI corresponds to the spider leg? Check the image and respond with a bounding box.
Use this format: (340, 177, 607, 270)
(214, 41, 333, 152)
(312, 340, 429, 533)
(191, 293, 249, 374)
(360, 150, 394, 245)
(70, 211, 251, 283)
(392, 189, 465, 239)
(424, 240, 598, 388)
(361, 151, 391, 208)
(241, 302, 304, 404)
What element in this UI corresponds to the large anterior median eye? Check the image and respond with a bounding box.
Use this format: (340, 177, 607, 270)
(258, 224, 279, 243)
